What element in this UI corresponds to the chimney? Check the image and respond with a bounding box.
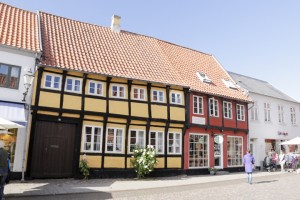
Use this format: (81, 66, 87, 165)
(111, 15, 121, 33)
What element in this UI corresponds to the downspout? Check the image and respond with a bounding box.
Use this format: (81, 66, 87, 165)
(21, 10, 43, 182)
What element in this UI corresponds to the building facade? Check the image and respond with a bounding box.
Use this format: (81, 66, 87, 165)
(229, 72, 300, 166)
(0, 3, 41, 178)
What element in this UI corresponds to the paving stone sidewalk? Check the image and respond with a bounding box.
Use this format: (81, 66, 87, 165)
(4, 171, 285, 198)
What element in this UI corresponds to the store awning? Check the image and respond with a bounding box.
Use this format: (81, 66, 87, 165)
(0, 101, 26, 125)
(0, 117, 25, 129)
(280, 137, 300, 145)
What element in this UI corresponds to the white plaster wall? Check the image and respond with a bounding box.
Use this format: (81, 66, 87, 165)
(248, 92, 300, 164)
(0, 46, 37, 172)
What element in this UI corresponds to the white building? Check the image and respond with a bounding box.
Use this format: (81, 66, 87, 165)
(0, 3, 41, 177)
(229, 72, 300, 166)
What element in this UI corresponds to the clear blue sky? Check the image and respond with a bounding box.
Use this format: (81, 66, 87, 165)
(3, 0, 300, 101)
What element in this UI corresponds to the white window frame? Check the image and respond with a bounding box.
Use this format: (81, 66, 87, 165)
(171, 92, 182, 105)
(65, 77, 82, 93)
(82, 125, 102, 153)
(149, 131, 164, 154)
(227, 136, 243, 167)
(264, 102, 271, 122)
(237, 104, 245, 121)
(223, 101, 233, 119)
(152, 90, 164, 103)
(106, 127, 124, 153)
(278, 105, 284, 124)
(193, 95, 204, 115)
(250, 101, 258, 121)
(88, 80, 104, 96)
(128, 129, 146, 153)
(132, 87, 146, 101)
(209, 98, 219, 117)
(222, 79, 237, 89)
(291, 107, 297, 125)
(189, 133, 209, 169)
(111, 84, 126, 99)
(43, 73, 62, 90)
(168, 132, 181, 154)
(196, 72, 212, 83)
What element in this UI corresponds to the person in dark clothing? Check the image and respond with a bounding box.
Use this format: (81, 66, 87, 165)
(0, 141, 8, 200)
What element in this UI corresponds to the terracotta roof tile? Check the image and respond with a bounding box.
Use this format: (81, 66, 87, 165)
(39, 11, 250, 102)
(0, 3, 40, 52)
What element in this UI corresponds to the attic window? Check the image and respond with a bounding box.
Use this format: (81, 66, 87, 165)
(196, 72, 212, 83)
(222, 79, 237, 89)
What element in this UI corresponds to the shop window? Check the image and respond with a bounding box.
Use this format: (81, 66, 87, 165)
(227, 136, 243, 166)
(189, 134, 209, 168)
(149, 131, 164, 154)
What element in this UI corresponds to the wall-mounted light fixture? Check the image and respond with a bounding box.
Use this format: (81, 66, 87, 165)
(22, 68, 34, 102)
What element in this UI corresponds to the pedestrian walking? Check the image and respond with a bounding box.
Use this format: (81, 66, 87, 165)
(0, 140, 8, 200)
(243, 149, 255, 184)
(279, 150, 286, 172)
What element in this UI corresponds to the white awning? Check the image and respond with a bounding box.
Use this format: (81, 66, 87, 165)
(0, 117, 25, 129)
(0, 101, 26, 125)
(280, 137, 300, 145)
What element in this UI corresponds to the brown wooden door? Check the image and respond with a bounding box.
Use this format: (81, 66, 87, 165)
(31, 121, 77, 178)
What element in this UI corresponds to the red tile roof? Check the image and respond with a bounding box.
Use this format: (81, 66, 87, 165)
(39, 11, 249, 102)
(0, 3, 40, 52)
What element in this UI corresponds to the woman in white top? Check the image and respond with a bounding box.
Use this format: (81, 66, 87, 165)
(279, 150, 286, 172)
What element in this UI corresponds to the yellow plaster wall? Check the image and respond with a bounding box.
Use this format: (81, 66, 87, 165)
(132, 80, 147, 85)
(155, 158, 164, 168)
(127, 157, 134, 168)
(151, 105, 167, 119)
(169, 123, 184, 128)
(170, 107, 185, 121)
(150, 122, 166, 127)
(80, 155, 101, 168)
(168, 128, 182, 133)
(37, 111, 59, 116)
(45, 68, 63, 73)
(150, 127, 165, 132)
(111, 77, 127, 83)
(87, 74, 106, 81)
(130, 125, 146, 130)
(39, 91, 60, 108)
(67, 71, 83, 77)
(84, 115, 104, 121)
(63, 95, 81, 110)
(104, 157, 125, 168)
(83, 120, 104, 126)
(62, 113, 80, 118)
(109, 101, 128, 115)
(106, 123, 125, 129)
(170, 90, 185, 105)
(131, 102, 148, 118)
(85, 98, 106, 112)
(167, 157, 181, 168)
(108, 118, 127, 124)
(131, 120, 147, 125)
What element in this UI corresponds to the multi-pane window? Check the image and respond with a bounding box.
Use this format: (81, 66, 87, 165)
(236, 104, 245, 121)
(44, 73, 62, 90)
(171, 92, 182, 104)
(65, 77, 81, 93)
(83, 126, 102, 152)
(89, 81, 103, 96)
(129, 130, 145, 152)
(250, 101, 258, 121)
(209, 98, 219, 117)
(227, 136, 243, 166)
(149, 131, 164, 154)
(112, 85, 125, 98)
(106, 128, 123, 153)
(152, 90, 164, 103)
(189, 134, 209, 168)
(291, 107, 296, 125)
(264, 103, 271, 122)
(0, 64, 20, 89)
(168, 132, 181, 154)
(278, 105, 284, 124)
(223, 101, 232, 119)
(132, 87, 145, 100)
(193, 95, 203, 114)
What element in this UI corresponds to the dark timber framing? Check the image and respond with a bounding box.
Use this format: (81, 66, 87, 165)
(124, 80, 132, 169)
(164, 85, 170, 168)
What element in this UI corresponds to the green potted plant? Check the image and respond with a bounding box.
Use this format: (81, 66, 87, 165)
(208, 167, 217, 175)
(79, 154, 90, 179)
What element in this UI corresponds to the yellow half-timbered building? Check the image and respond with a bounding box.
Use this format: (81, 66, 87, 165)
(27, 13, 189, 178)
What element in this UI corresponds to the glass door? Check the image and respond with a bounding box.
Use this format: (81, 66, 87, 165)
(214, 135, 223, 169)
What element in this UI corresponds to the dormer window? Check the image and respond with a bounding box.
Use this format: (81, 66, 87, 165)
(196, 72, 212, 83)
(222, 79, 237, 89)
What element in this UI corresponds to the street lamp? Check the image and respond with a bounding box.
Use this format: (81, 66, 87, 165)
(22, 70, 34, 102)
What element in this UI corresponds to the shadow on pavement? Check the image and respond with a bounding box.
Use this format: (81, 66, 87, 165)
(255, 180, 278, 184)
